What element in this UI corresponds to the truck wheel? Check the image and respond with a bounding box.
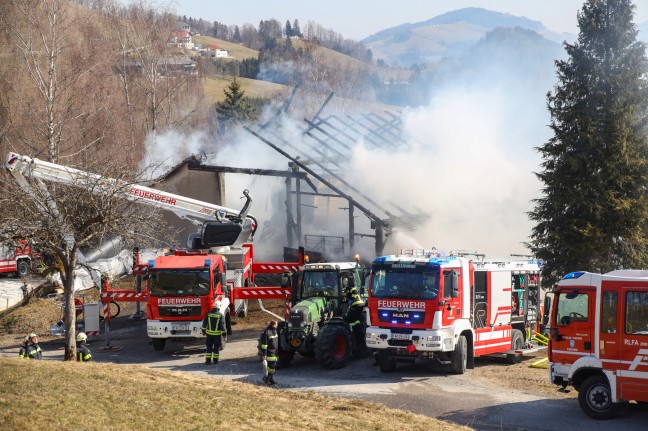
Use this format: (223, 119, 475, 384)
(578, 375, 619, 419)
(451, 335, 467, 374)
(507, 329, 524, 364)
(152, 338, 166, 351)
(16, 260, 30, 278)
(378, 350, 397, 373)
(315, 324, 352, 369)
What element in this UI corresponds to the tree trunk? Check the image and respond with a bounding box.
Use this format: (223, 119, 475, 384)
(62, 259, 77, 361)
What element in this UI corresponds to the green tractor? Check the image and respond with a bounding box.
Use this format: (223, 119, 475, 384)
(278, 261, 369, 369)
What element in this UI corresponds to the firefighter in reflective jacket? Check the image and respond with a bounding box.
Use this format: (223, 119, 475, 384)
(76, 332, 92, 362)
(345, 278, 366, 348)
(18, 333, 42, 359)
(202, 302, 225, 365)
(259, 320, 279, 385)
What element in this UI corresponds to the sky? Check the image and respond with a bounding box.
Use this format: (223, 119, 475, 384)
(165, 0, 648, 40)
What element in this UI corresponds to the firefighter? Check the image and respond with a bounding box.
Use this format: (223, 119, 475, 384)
(18, 333, 42, 359)
(259, 320, 279, 385)
(201, 301, 225, 365)
(18, 336, 29, 359)
(344, 277, 367, 351)
(76, 332, 93, 362)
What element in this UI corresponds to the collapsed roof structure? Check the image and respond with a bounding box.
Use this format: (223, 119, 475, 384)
(189, 90, 429, 259)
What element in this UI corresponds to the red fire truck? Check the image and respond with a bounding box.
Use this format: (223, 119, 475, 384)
(548, 269, 648, 419)
(0, 239, 39, 277)
(365, 249, 544, 373)
(5, 152, 299, 350)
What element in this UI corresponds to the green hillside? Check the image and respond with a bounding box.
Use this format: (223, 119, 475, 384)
(193, 35, 259, 60)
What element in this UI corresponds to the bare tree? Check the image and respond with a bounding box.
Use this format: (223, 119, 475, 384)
(0, 0, 119, 163)
(107, 0, 206, 141)
(0, 0, 175, 360)
(0, 157, 172, 360)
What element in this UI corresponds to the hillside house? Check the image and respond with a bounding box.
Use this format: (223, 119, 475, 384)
(169, 30, 194, 50)
(202, 43, 228, 58)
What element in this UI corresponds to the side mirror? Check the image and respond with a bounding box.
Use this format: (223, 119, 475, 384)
(549, 327, 561, 341)
(290, 269, 300, 306)
(451, 271, 459, 298)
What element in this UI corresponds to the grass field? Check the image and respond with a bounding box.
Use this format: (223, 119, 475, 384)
(0, 357, 472, 431)
(203, 76, 289, 104)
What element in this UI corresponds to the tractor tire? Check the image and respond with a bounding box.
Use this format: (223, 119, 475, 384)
(277, 348, 295, 369)
(451, 335, 467, 374)
(378, 349, 397, 373)
(578, 375, 619, 420)
(16, 260, 30, 278)
(152, 338, 166, 352)
(315, 324, 352, 369)
(507, 329, 524, 364)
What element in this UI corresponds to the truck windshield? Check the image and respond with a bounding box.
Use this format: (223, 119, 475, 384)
(302, 271, 338, 298)
(555, 291, 589, 326)
(370, 270, 439, 300)
(149, 270, 210, 297)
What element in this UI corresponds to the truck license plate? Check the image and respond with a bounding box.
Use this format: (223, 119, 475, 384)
(392, 333, 409, 340)
(173, 324, 190, 331)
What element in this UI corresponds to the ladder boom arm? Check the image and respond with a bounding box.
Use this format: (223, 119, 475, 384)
(4, 152, 257, 244)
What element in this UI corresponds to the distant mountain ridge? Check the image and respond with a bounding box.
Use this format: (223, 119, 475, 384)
(361, 7, 571, 66)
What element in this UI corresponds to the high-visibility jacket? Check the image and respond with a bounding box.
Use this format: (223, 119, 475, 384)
(347, 287, 364, 307)
(76, 344, 92, 362)
(202, 309, 225, 336)
(19, 343, 42, 359)
(259, 326, 279, 358)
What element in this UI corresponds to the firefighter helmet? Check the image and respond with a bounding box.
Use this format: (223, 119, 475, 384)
(214, 300, 222, 310)
(28, 333, 37, 339)
(76, 332, 87, 343)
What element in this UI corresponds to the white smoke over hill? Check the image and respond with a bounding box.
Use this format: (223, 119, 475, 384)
(140, 27, 564, 260)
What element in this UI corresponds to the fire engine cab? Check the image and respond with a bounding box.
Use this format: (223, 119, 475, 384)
(548, 270, 648, 419)
(0, 239, 39, 277)
(365, 250, 543, 374)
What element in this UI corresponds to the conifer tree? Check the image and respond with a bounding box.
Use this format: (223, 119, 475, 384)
(215, 77, 257, 132)
(529, 0, 648, 286)
(285, 20, 292, 38)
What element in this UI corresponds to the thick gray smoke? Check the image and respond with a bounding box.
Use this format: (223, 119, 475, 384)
(140, 27, 565, 261)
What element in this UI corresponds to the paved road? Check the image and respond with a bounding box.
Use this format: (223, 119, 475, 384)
(3, 315, 647, 431)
